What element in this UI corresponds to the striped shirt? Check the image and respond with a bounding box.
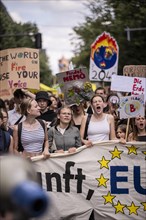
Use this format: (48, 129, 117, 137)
(21, 123, 44, 153)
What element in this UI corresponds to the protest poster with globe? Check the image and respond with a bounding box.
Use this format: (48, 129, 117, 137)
(89, 32, 119, 82)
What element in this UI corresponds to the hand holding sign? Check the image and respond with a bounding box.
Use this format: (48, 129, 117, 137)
(56, 68, 94, 105)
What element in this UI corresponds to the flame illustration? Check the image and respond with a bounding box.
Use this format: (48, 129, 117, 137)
(91, 32, 118, 60)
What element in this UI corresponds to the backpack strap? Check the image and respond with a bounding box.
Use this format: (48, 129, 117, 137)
(14, 115, 23, 125)
(0, 129, 5, 153)
(51, 127, 57, 153)
(84, 114, 92, 140)
(18, 122, 23, 152)
(37, 119, 45, 151)
(4, 131, 11, 152)
(37, 119, 45, 132)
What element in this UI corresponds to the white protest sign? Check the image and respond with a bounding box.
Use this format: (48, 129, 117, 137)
(119, 94, 145, 119)
(0, 48, 40, 99)
(89, 32, 119, 82)
(33, 141, 146, 220)
(111, 75, 146, 99)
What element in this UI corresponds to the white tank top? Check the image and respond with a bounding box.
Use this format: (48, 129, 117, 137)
(87, 114, 110, 142)
(21, 123, 44, 153)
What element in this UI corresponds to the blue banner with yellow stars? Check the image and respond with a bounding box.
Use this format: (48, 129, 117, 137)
(33, 141, 146, 220)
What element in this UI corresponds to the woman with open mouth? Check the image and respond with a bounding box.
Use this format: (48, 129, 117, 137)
(80, 94, 118, 147)
(128, 115, 146, 142)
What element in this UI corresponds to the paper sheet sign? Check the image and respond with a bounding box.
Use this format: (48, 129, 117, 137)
(111, 75, 146, 100)
(119, 94, 144, 119)
(0, 48, 40, 99)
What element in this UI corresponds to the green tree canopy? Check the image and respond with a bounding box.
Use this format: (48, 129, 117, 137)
(71, 0, 146, 75)
(0, 0, 53, 86)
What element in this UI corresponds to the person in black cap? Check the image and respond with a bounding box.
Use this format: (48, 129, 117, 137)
(35, 91, 57, 127)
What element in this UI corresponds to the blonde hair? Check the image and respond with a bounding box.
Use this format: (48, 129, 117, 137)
(20, 98, 34, 116)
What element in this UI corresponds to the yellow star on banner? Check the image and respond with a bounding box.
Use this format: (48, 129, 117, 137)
(102, 191, 116, 204)
(142, 151, 146, 160)
(126, 201, 140, 215)
(141, 202, 146, 211)
(109, 146, 123, 159)
(96, 174, 109, 188)
(126, 145, 138, 155)
(98, 156, 110, 169)
(113, 200, 126, 214)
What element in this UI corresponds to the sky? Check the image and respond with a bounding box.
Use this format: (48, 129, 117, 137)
(2, 0, 91, 75)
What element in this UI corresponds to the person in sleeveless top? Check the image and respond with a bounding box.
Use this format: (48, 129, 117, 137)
(13, 98, 50, 158)
(80, 94, 119, 147)
(71, 102, 86, 131)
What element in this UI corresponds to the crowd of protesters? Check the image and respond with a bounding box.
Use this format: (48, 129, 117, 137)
(0, 87, 146, 156)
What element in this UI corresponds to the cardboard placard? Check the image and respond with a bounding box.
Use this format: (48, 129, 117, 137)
(123, 65, 146, 77)
(119, 94, 144, 119)
(56, 68, 94, 105)
(0, 48, 40, 99)
(89, 32, 119, 82)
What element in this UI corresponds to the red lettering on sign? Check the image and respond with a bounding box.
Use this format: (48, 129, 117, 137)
(130, 104, 136, 112)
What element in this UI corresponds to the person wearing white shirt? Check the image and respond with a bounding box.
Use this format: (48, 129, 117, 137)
(8, 89, 27, 127)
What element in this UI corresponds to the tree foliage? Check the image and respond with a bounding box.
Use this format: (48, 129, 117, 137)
(0, 0, 53, 86)
(71, 0, 146, 75)
(39, 49, 54, 85)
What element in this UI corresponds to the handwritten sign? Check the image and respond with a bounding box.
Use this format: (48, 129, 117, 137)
(111, 75, 146, 101)
(119, 94, 144, 119)
(56, 68, 94, 105)
(132, 77, 145, 95)
(0, 48, 40, 99)
(89, 32, 119, 82)
(123, 65, 146, 77)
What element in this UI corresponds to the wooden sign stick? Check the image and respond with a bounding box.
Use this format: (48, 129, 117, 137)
(126, 118, 130, 141)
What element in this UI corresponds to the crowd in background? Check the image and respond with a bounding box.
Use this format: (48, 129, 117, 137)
(0, 87, 146, 157)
